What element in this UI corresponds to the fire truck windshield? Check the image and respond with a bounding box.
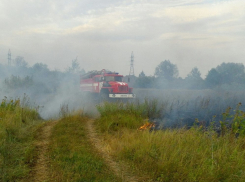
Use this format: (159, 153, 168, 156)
(105, 76, 122, 82)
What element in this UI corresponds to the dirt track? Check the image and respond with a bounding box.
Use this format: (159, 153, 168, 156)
(30, 119, 147, 182)
(86, 119, 146, 182)
(31, 121, 57, 182)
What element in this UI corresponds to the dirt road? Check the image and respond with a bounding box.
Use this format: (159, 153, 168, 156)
(30, 121, 57, 182)
(29, 119, 147, 182)
(86, 120, 147, 182)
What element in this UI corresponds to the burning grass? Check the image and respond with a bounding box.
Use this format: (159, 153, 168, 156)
(95, 101, 245, 181)
(134, 89, 245, 127)
(138, 122, 155, 130)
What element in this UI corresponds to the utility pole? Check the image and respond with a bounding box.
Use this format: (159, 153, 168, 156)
(8, 49, 11, 66)
(129, 51, 134, 76)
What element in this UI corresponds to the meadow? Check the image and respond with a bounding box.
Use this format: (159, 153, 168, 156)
(133, 88, 245, 127)
(95, 100, 245, 181)
(2, 89, 245, 181)
(48, 111, 120, 181)
(0, 96, 42, 181)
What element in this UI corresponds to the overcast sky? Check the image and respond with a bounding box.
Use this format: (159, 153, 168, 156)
(0, 0, 245, 78)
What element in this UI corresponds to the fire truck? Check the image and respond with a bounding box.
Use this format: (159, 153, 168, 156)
(80, 69, 136, 100)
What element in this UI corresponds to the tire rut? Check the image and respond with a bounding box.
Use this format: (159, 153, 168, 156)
(86, 119, 146, 182)
(30, 121, 58, 182)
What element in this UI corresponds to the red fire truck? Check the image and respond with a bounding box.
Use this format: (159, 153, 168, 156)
(80, 69, 136, 100)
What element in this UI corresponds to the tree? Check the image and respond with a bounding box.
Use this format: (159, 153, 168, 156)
(14, 56, 28, 67)
(185, 67, 204, 89)
(32, 63, 49, 72)
(134, 76, 155, 88)
(186, 67, 202, 81)
(205, 63, 245, 88)
(31, 63, 50, 84)
(205, 68, 221, 88)
(79, 68, 86, 75)
(4, 75, 33, 89)
(67, 58, 80, 73)
(216, 62, 245, 84)
(155, 60, 178, 80)
(139, 71, 146, 77)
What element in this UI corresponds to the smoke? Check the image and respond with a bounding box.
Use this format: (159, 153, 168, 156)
(133, 88, 245, 128)
(0, 63, 98, 119)
(1, 61, 245, 126)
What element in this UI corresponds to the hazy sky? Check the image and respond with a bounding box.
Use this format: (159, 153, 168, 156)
(0, 0, 245, 78)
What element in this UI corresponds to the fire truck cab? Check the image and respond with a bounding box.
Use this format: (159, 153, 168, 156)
(80, 69, 136, 100)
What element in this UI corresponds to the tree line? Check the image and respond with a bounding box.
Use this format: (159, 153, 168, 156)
(1, 56, 244, 93)
(0, 57, 85, 98)
(133, 60, 245, 90)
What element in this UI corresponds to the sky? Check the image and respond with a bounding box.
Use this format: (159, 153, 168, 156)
(0, 0, 245, 78)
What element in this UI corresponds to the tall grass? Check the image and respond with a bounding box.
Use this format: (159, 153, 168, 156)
(96, 100, 165, 133)
(48, 112, 120, 181)
(95, 101, 245, 181)
(134, 89, 245, 127)
(0, 96, 41, 181)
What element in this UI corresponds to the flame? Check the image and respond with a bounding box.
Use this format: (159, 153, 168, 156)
(138, 122, 155, 130)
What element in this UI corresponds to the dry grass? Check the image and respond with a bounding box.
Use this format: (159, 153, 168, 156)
(95, 102, 245, 181)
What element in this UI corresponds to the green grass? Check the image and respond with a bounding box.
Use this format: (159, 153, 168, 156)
(96, 101, 164, 133)
(48, 112, 120, 182)
(3, 96, 245, 181)
(95, 102, 245, 182)
(0, 97, 43, 182)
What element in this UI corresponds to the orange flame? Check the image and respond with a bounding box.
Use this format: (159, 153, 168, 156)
(138, 122, 155, 130)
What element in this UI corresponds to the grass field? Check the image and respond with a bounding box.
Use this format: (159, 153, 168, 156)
(133, 89, 245, 127)
(48, 111, 120, 181)
(3, 90, 245, 181)
(95, 101, 245, 181)
(0, 97, 42, 181)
